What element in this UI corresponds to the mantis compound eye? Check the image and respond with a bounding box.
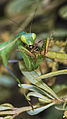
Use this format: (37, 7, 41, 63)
(21, 35, 26, 43)
(32, 33, 36, 41)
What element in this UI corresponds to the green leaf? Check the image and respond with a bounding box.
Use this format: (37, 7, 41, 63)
(34, 69, 67, 80)
(19, 62, 41, 84)
(19, 62, 59, 99)
(0, 103, 13, 111)
(18, 84, 55, 99)
(4, 116, 13, 119)
(27, 92, 51, 103)
(27, 102, 55, 115)
(55, 103, 67, 111)
(34, 80, 59, 100)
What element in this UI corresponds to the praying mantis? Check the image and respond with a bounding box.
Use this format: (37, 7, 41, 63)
(0, 30, 52, 105)
(0, 29, 52, 106)
(0, 29, 67, 105)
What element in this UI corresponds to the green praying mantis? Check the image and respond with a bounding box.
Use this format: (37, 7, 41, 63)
(0, 29, 67, 105)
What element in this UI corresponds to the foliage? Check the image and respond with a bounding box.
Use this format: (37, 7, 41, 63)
(0, 0, 67, 119)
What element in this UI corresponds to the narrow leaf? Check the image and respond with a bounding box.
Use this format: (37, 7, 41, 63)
(19, 63, 59, 99)
(27, 92, 51, 103)
(27, 102, 55, 115)
(18, 84, 55, 99)
(34, 69, 67, 80)
(0, 103, 13, 111)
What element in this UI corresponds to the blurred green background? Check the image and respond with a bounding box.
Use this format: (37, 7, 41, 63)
(0, 0, 67, 119)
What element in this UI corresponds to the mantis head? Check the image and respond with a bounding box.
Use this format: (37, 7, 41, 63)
(21, 33, 36, 45)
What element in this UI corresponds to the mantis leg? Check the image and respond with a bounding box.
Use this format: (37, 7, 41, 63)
(6, 66, 27, 99)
